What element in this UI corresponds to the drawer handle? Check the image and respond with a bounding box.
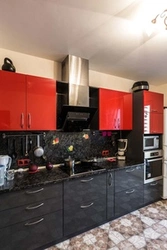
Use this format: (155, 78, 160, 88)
(80, 202, 94, 209)
(25, 218, 44, 226)
(80, 178, 93, 183)
(26, 188, 44, 194)
(126, 168, 135, 173)
(26, 203, 44, 210)
(126, 189, 135, 194)
(150, 182, 158, 186)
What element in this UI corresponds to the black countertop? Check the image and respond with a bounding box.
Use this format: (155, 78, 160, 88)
(0, 159, 144, 194)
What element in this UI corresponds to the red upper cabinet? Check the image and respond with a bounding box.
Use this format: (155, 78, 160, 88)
(0, 70, 56, 131)
(26, 75, 56, 130)
(99, 88, 132, 130)
(143, 90, 163, 134)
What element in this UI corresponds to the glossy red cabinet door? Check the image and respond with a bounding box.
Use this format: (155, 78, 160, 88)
(144, 91, 163, 113)
(0, 71, 26, 130)
(99, 88, 132, 130)
(143, 91, 163, 134)
(26, 75, 56, 130)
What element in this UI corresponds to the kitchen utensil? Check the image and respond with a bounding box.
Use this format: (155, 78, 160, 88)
(0, 165, 5, 186)
(1, 57, 16, 72)
(46, 162, 53, 170)
(34, 135, 44, 157)
(12, 139, 17, 159)
(25, 135, 29, 157)
(6, 169, 15, 181)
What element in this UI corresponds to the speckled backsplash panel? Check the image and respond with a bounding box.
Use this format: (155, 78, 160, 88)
(0, 130, 118, 168)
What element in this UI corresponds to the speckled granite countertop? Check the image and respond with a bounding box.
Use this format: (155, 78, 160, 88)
(0, 159, 143, 194)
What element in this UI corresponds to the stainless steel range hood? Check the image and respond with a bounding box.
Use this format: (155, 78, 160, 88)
(59, 55, 97, 132)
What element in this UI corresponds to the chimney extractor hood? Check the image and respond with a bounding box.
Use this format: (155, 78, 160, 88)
(58, 55, 97, 132)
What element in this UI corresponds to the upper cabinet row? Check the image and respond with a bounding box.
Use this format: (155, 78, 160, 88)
(0, 70, 163, 133)
(0, 70, 56, 131)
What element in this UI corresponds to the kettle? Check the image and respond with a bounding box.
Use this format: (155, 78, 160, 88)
(1, 58, 16, 72)
(0, 155, 12, 172)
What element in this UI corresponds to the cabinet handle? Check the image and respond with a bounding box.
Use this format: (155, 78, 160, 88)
(108, 173, 113, 186)
(80, 178, 93, 183)
(21, 113, 24, 128)
(28, 113, 31, 128)
(126, 168, 135, 173)
(126, 189, 135, 194)
(150, 182, 158, 186)
(26, 203, 44, 210)
(25, 218, 44, 226)
(26, 188, 44, 194)
(80, 202, 94, 209)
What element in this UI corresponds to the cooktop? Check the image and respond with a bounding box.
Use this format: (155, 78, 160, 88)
(59, 162, 105, 176)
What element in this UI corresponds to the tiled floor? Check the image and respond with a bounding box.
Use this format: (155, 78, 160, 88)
(46, 200, 167, 250)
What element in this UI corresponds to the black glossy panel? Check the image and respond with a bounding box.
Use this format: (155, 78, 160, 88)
(144, 179, 163, 205)
(64, 198, 106, 236)
(0, 182, 62, 211)
(0, 226, 11, 250)
(64, 173, 106, 207)
(12, 211, 63, 250)
(115, 185, 144, 217)
(115, 165, 144, 193)
(107, 171, 115, 220)
(0, 197, 62, 229)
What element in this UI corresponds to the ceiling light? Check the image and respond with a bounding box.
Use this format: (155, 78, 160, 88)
(151, 9, 167, 30)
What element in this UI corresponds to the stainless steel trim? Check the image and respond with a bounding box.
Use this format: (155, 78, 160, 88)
(26, 188, 44, 194)
(80, 202, 94, 209)
(147, 157, 163, 163)
(26, 203, 44, 210)
(144, 176, 162, 184)
(25, 218, 44, 226)
(144, 149, 162, 159)
(108, 173, 113, 186)
(80, 178, 93, 183)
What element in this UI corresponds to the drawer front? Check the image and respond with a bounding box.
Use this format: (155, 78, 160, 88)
(115, 185, 144, 218)
(0, 182, 62, 211)
(0, 197, 62, 229)
(64, 197, 106, 237)
(64, 173, 106, 207)
(144, 179, 163, 205)
(12, 210, 63, 250)
(115, 165, 144, 193)
(107, 172, 115, 220)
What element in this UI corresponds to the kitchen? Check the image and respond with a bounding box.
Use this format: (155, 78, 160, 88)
(0, 0, 167, 249)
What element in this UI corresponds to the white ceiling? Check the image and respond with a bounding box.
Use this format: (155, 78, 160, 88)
(0, 0, 167, 85)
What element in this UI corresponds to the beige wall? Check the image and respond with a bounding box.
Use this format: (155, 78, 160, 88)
(0, 47, 166, 105)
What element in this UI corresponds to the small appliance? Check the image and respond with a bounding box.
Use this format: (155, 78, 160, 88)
(0, 155, 12, 173)
(143, 135, 159, 151)
(117, 139, 128, 161)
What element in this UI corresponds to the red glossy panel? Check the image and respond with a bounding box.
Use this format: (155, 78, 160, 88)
(144, 91, 163, 113)
(121, 93, 132, 130)
(26, 75, 56, 130)
(150, 113, 163, 134)
(0, 71, 26, 130)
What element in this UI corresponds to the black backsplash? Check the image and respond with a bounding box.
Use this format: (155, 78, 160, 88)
(0, 130, 118, 168)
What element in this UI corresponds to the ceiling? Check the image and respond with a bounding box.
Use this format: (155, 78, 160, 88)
(0, 0, 167, 85)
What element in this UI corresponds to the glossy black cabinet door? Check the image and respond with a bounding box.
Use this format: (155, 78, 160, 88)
(115, 185, 144, 218)
(0, 226, 11, 250)
(144, 179, 163, 205)
(64, 173, 106, 208)
(107, 171, 115, 220)
(115, 164, 144, 193)
(12, 211, 63, 250)
(64, 198, 106, 237)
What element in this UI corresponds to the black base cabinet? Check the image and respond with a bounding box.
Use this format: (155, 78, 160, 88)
(0, 227, 11, 250)
(12, 211, 62, 250)
(115, 185, 144, 218)
(64, 173, 107, 237)
(144, 179, 163, 205)
(107, 171, 115, 220)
